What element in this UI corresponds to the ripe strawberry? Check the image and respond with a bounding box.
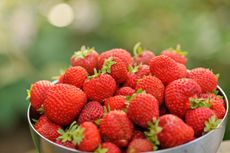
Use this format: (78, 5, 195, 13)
(136, 75, 165, 105)
(98, 56, 128, 84)
(149, 55, 186, 84)
(100, 110, 134, 147)
(95, 142, 121, 153)
(127, 93, 159, 128)
(199, 92, 225, 106)
(104, 95, 126, 111)
(185, 108, 220, 137)
(62, 66, 88, 88)
(44, 84, 87, 125)
(115, 87, 135, 96)
(132, 130, 145, 139)
(34, 115, 61, 142)
(135, 64, 150, 77)
(83, 73, 116, 102)
(211, 102, 226, 119)
(70, 46, 99, 75)
(28, 80, 54, 111)
(145, 114, 194, 149)
(187, 67, 218, 92)
(127, 138, 154, 153)
(177, 63, 187, 78)
(56, 140, 75, 149)
(165, 78, 202, 117)
(78, 101, 104, 124)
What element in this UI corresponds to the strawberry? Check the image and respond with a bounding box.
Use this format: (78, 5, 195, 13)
(185, 108, 220, 137)
(115, 87, 135, 96)
(63, 66, 88, 88)
(136, 75, 165, 105)
(127, 93, 159, 128)
(78, 101, 104, 124)
(211, 102, 226, 119)
(98, 56, 128, 84)
(70, 46, 99, 75)
(165, 78, 202, 117)
(27, 80, 54, 111)
(95, 142, 121, 153)
(34, 115, 61, 142)
(135, 64, 150, 77)
(199, 92, 225, 106)
(83, 72, 116, 102)
(104, 95, 126, 111)
(149, 55, 186, 85)
(44, 84, 87, 125)
(177, 63, 187, 78)
(55, 140, 75, 149)
(132, 130, 145, 140)
(145, 114, 194, 149)
(187, 67, 218, 92)
(100, 110, 134, 147)
(127, 138, 154, 153)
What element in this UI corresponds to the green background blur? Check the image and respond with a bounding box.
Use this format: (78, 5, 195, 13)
(0, 0, 229, 152)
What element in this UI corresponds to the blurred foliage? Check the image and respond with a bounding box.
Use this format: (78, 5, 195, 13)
(0, 0, 230, 139)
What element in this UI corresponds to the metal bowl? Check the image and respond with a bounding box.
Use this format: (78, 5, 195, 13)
(27, 86, 229, 153)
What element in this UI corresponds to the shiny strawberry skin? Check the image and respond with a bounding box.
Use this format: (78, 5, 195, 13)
(44, 84, 87, 125)
(165, 78, 202, 117)
(127, 93, 159, 128)
(101, 142, 121, 153)
(100, 111, 134, 147)
(83, 74, 116, 102)
(104, 96, 126, 111)
(134, 50, 155, 65)
(127, 138, 154, 153)
(115, 87, 135, 96)
(161, 50, 187, 65)
(210, 101, 226, 119)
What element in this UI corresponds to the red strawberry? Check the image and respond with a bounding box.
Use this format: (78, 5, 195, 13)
(56, 140, 75, 149)
(28, 80, 54, 111)
(83, 73, 116, 102)
(135, 64, 150, 77)
(185, 108, 220, 136)
(211, 102, 226, 119)
(63, 66, 88, 88)
(149, 55, 186, 85)
(95, 142, 121, 153)
(165, 78, 202, 117)
(44, 84, 87, 125)
(70, 46, 98, 75)
(177, 63, 187, 78)
(132, 130, 145, 140)
(115, 87, 135, 96)
(199, 92, 225, 106)
(136, 75, 165, 105)
(104, 96, 126, 111)
(100, 110, 134, 147)
(98, 56, 128, 84)
(34, 115, 61, 142)
(78, 101, 104, 124)
(145, 114, 194, 148)
(187, 67, 218, 92)
(127, 138, 154, 153)
(127, 93, 159, 128)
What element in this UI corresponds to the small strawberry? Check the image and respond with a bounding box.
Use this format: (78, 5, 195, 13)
(27, 80, 54, 111)
(100, 110, 134, 147)
(44, 84, 87, 125)
(149, 55, 186, 84)
(70, 46, 99, 75)
(34, 115, 61, 142)
(127, 138, 154, 153)
(78, 101, 104, 124)
(165, 78, 202, 117)
(211, 102, 226, 119)
(83, 71, 116, 102)
(132, 130, 145, 140)
(115, 87, 135, 97)
(136, 75, 165, 105)
(104, 95, 126, 111)
(63, 66, 88, 88)
(95, 142, 121, 153)
(187, 67, 218, 92)
(127, 92, 159, 128)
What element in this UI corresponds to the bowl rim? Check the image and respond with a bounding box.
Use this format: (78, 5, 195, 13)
(27, 85, 229, 153)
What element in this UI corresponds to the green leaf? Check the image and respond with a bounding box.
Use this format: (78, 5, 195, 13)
(94, 145, 108, 153)
(189, 97, 211, 109)
(101, 57, 116, 74)
(203, 116, 222, 134)
(133, 42, 143, 57)
(72, 46, 94, 60)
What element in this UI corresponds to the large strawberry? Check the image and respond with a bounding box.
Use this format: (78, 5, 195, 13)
(34, 115, 61, 142)
(187, 67, 218, 92)
(127, 92, 159, 128)
(165, 78, 202, 117)
(149, 55, 186, 85)
(70, 46, 98, 75)
(127, 138, 154, 153)
(44, 84, 87, 125)
(27, 80, 54, 111)
(104, 95, 126, 111)
(100, 110, 134, 147)
(136, 75, 164, 105)
(78, 101, 104, 124)
(63, 66, 88, 88)
(83, 72, 116, 102)
(95, 142, 121, 153)
(115, 87, 135, 97)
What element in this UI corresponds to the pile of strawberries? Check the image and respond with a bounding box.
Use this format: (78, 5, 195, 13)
(27, 44, 226, 153)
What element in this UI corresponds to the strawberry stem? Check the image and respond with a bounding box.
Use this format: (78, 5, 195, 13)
(133, 42, 143, 57)
(203, 116, 221, 134)
(101, 57, 116, 74)
(128, 64, 141, 74)
(189, 97, 211, 109)
(73, 46, 94, 60)
(88, 69, 101, 79)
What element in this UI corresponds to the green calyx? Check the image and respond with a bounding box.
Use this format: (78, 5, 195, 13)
(168, 44, 188, 56)
(126, 89, 144, 102)
(189, 97, 211, 109)
(128, 64, 141, 74)
(203, 116, 222, 134)
(94, 145, 108, 153)
(37, 106, 44, 115)
(26, 85, 32, 100)
(133, 42, 143, 57)
(101, 57, 116, 74)
(73, 46, 94, 60)
(88, 69, 101, 79)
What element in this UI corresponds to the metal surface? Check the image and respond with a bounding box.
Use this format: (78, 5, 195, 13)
(27, 86, 229, 153)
